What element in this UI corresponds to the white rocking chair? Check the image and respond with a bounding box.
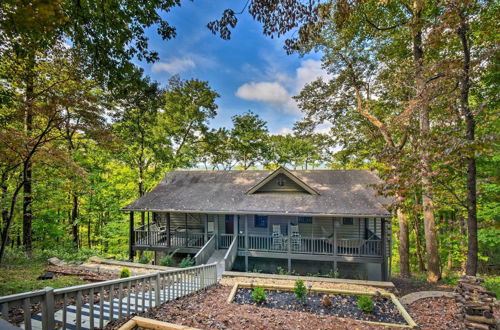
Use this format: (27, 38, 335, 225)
(272, 225, 283, 250)
(290, 224, 302, 251)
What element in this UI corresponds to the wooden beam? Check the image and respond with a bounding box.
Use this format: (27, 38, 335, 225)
(166, 213, 171, 248)
(129, 212, 134, 261)
(381, 218, 387, 281)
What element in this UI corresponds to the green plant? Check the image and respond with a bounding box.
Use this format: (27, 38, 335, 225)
(276, 266, 289, 275)
(119, 267, 131, 278)
(251, 287, 266, 304)
(160, 249, 178, 267)
(179, 256, 194, 268)
(138, 254, 149, 264)
(250, 268, 262, 273)
(327, 269, 340, 279)
(357, 295, 374, 313)
(294, 280, 307, 302)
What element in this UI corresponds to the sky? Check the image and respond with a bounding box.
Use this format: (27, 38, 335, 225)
(134, 0, 330, 135)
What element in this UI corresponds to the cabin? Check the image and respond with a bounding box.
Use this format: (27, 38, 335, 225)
(123, 167, 393, 281)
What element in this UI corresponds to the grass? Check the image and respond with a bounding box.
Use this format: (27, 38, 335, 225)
(0, 263, 86, 296)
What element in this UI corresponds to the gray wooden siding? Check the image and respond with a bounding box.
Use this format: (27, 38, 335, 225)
(255, 173, 307, 193)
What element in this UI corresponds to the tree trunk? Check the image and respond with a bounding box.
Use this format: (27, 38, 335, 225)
(413, 213, 427, 272)
(71, 194, 79, 248)
(413, 0, 440, 282)
(1, 173, 9, 247)
(23, 74, 34, 255)
(458, 14, 478, 276)
(397, 206, 411, 277)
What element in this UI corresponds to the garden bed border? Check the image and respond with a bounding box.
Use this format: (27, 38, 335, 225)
(227, 282, 417, 329)
(118, 316, 200, 330)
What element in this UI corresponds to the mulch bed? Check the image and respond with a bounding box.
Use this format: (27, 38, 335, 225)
(233, 288, 406, 325)
(106, 285, 404, 329)
(407, 297, 463, 329)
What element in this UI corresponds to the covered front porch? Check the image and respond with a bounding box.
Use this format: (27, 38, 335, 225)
(130, 212, 389, 259)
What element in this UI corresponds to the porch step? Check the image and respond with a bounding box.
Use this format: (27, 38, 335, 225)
(207, 249, 227, 279)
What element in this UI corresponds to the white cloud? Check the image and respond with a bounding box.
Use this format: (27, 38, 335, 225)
(236, 82, 290, 104)
(276, 127, 293, 135)
(151, 58, 196, 74)
(235, 59, 330, 115)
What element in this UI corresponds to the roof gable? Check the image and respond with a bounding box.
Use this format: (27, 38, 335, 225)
(246, 167, 319, 195)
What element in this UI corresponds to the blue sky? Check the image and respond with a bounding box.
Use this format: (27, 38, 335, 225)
(135, 0, 330, 135)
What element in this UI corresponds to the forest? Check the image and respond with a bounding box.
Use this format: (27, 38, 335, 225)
(0, 0, 498, 288)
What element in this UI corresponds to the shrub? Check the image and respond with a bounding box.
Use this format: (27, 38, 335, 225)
(294, 280, 307, 302)
(251, 287, 266, 304)
(179, 256, 194, 268)
(119, 267, 131, 278)
(160, 249, 178, 267)
(138, 254, 149, 264)
(357, 295, 374, 313)
(276, 266, 288, 275)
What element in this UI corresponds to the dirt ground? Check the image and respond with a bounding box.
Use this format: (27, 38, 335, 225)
(391, 276, 454, 296)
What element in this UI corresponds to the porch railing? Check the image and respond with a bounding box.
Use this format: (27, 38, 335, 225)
(223, 236, 238, 271)
(219, 234, 233, 249)
(0, 263, 218, 330)
(194, 235, 216, 265)
(238, 235, 382, 257)
(134, 230, 206, 248)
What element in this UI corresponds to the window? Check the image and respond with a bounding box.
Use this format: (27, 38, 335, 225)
(298, 216, 312, 224)
(254, 215, 268, 228)
(342, 217, 354, 225)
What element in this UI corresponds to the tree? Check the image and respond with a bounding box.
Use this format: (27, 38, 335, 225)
(1, 0, 183, 254)
(230, 111, 269, 170)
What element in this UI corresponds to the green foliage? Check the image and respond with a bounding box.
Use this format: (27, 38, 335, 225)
(483, 275, 500, 298)
(251, 287, 266, 304)
(3, 247, 99, 265)
(357, 295, 374, 313)
(138, 254, 150, 264)
(294, 280, 307, 302)
(119, 267, 131, 278)
(160, 251, 177, 267)
(178, 256, 195, 268)
(276, 266, 288, 275)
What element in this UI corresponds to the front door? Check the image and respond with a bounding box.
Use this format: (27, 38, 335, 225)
(225, 215, 234, 234)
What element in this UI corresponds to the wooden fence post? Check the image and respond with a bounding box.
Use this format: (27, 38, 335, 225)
(155, 272, 161, 304)
(42, 287, 55, 330)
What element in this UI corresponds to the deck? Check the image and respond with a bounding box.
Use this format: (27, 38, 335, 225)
(133, 227, 383, 259)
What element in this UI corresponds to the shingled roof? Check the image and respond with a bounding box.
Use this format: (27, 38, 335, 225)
(122, 168, 392, 217)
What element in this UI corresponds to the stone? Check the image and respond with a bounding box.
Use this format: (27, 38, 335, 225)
(48, 257, 66, 266)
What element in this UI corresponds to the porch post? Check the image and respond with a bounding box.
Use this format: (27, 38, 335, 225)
(166, 213, 171, 248)
(381, 218, 387, 281)
(185, 213, 188, 247)
(245, 215, 249, 272)
(333, 217, 338, 257)
(287, 221, 291, 273)
(129, 211, 134, 261)
(204, 214, 208, 243)
(233, 214, 238, 235)
(147, 212, 151, 246)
